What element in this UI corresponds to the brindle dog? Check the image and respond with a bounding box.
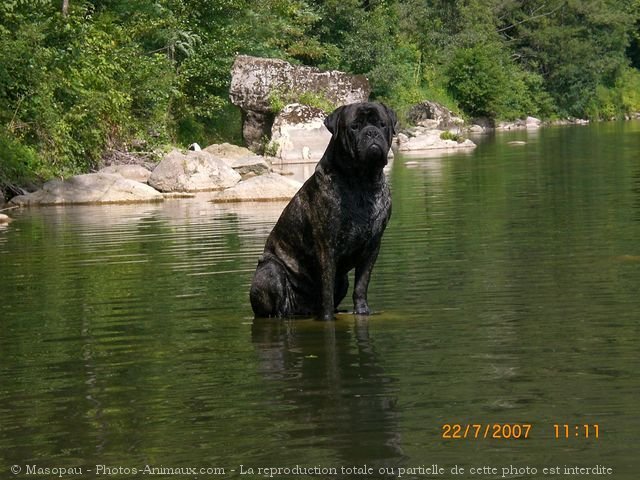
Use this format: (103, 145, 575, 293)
(250, 102, 396, 320)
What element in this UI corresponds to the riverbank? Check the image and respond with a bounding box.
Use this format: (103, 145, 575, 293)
(4, 115, 640, 208)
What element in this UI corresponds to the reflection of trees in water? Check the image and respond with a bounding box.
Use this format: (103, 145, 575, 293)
(251, 318, 405, 471)
(633, 166, 640, 223)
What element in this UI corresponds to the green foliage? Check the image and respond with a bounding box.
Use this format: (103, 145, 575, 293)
(439, 130, 465, 143)
(0, 129, 44, 190)
(445, 45, 536, 120)
(2, 0, 640, 190)
(263, 138, 280, 157)
(617, 67, 640, 114)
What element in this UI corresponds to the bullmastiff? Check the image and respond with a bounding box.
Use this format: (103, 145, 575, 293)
(250, 102, 396, 320)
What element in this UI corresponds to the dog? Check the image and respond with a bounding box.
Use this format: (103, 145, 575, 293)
(250, 102, 396, 320)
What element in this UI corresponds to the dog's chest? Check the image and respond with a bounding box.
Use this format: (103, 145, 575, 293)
(336, 188, 389, 249)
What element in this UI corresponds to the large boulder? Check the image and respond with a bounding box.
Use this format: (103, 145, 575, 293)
(204, 143, 254, 161)
(408, 101, 464, 130)
(229, 55, 369, 150)
(230, 55, 370, 113)
(270, 103, 331, 163)
(10, 173, 164, 206)
(99, 164, 152, 183)
(211, 173, 302, 203)
(148, 149, 241, 192)
(228, 155, 271, 178)
(525, 116, 542, 128)
(203, 143, 272, 178)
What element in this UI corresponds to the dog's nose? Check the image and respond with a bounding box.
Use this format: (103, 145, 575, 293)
(363, 126, 382, 139)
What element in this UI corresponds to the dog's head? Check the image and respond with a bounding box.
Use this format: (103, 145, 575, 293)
(323, 102, 397, 174)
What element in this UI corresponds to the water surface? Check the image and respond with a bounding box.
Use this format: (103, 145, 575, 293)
(1, 122, 639, 479)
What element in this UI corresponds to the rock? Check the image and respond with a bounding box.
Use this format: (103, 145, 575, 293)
(211, 173, 303, 203)
(525, 116, 541, 128)
(496, 120, 526, 130)
(99, 164, 153, 183)
(9, 173, 164, 206)
(229, 55, 369, 150)
(0, 213, 12, 224)
(468, 124, 485, 133)
(204, 143, 254, 162)
(242, 110, 273, 151)
(270, 103, 332, 162)
(229, 155, 271, 179)
(508, 141, 527, 146)
(407, 101, 464, 129)
(471, 117, 495, 130)
(230, 55, 370, 114)
(396, 133, 410, 145)
(0, 190, 5, 205)
(397, 129, 476, 153)
(148, 149, 241, 192)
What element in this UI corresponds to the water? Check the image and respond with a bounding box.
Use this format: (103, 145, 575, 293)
(1, 123, 639, 479)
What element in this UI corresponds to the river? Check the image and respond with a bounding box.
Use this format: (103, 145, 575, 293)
(1, 122, 639, 479)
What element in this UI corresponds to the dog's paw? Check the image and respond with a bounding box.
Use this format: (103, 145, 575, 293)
(354, 302, 370, 315)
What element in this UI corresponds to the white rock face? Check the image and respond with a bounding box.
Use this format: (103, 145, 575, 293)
(270, 103, 332, 163)
(229, 55, 370, 149)
(525, 116, 542, 128)
(204, 143, 254, 161)
(211, 173, 303, 203)
(229, 55, 370, 113)
(99, 164, 153, 183)
(148, 149, 241, 192)
(397, 128, 476, 153)
(10, 173, 164, 205)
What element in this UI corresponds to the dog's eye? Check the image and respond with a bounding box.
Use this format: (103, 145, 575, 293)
(380, 122, 387, 128)
(350, 123, 359, 131)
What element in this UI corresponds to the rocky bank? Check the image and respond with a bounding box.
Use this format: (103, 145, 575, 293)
(10, 147, 303, 207)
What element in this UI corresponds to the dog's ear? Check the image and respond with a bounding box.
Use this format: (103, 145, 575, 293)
(383, 104, 398, 135)
(324, 105, 346, 135)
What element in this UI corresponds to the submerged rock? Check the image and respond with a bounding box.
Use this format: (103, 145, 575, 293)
(0, 213, 12, 224)
(10, 173, 164, 206)
(211, 173, 302, 203)
(148, 149, 241, 192)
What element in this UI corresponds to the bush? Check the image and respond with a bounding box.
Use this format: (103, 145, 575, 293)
(445, 45, 541, 120)
(0, 130, 44, 192)
(440, 130, 465, 143)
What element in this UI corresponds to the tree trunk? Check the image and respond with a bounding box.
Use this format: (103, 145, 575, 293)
(62, 0, 69, 16)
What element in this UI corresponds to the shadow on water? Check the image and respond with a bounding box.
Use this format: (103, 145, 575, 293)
(251, 316, 406, 471)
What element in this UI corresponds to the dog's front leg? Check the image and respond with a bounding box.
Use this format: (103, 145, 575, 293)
(353, 243, 381, 315)
(317, 245, 336, 321)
